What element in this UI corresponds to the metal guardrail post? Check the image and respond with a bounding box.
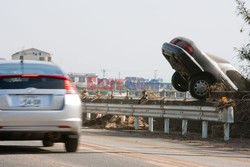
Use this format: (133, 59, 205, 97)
(224, 123, 230, 141)
(148, 117, 154, 132)
(202, 121, 208, 138)
(164, 118, 170, 134)
(182, 120, 188, 135)
(134, 116, 139, 130)
(222, 106, 234, 141)
(86, 113, 91, 121)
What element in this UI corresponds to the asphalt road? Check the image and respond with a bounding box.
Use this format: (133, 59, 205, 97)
(0, 128, 250, 167)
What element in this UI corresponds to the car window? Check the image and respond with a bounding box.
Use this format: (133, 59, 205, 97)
(0, 64, 64, 75)
(0, 77, 64, 89)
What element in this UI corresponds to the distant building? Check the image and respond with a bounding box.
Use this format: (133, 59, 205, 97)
(163, 83, 173, 90)
(69, 73, 98, 89)
(145, 79, 163, 90)
(124, 77, 172, 91)
(11, 48, 52, 62)
(125, 77, 145, 90)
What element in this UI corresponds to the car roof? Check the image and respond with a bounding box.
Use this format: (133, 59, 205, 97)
(0, 60, 65, 75)
(206, 53, 230, 63)
(0, 60, 56, 65)
(175, 36, 195, 45)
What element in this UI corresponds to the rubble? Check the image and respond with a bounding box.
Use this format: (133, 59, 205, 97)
(82, 89, 250, 138)
(83, 115, 147, 129)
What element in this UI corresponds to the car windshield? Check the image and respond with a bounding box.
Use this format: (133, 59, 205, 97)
(0, 63, 64, 75)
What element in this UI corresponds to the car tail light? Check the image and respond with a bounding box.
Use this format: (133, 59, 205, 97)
(21, 74, 39, 77)
(58, 125, 71, 129)
(170, 38, 180, 45)
(179, 42, 194, 55)
(170, 38, 194, 55)
(64, 79, 77, 94)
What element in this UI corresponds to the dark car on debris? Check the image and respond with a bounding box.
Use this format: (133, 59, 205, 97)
(162, 37, 249, 99)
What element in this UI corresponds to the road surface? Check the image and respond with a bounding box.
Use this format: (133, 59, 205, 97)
(0, 128, 250, 167)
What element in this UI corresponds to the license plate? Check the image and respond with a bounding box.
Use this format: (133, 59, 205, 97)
(19, 95, 41, 107)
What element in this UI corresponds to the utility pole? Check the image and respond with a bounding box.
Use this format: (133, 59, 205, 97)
(101, 69, 106, 78)
(118, 72, 121, 94)
(154, 70, 158, 80)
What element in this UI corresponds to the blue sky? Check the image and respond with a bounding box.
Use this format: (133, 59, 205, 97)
(0, 0, 249, 81)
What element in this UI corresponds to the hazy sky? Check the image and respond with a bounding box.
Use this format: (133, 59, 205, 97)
(0, 0, 249, 81)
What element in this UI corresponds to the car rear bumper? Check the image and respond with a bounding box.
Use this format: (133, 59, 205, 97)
(0, 113, 81, 141)
(0, 112, 82, 133)
(162, 42, 203, 75)
(0, 120, 81, 132)
(0, 94, 82, 139)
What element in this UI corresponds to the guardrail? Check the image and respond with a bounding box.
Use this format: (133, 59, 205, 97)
(82, 103, 234, 141)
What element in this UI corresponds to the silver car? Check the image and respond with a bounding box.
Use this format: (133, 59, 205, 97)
(0, 60, 82, 152)
(162, 37, 249, 99)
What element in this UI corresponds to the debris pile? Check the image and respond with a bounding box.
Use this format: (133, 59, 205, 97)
(82, 89, 250, 138)
(83, 115, 147, 129)
(232, 94, 250, 137)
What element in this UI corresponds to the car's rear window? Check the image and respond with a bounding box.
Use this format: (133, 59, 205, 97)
(0, 77, 64, 89)
(0, 64, 64, 75)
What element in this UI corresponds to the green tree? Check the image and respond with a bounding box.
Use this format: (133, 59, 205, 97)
(235, 0, 250, 62)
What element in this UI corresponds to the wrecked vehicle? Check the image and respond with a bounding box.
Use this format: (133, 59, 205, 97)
(162, 37, 248, 99)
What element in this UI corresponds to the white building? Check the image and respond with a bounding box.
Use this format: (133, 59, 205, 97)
(69, 73, 98, 88)
(11, 48, 52, 62)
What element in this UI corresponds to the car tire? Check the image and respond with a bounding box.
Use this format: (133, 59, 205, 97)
(65, 137, 79, 152)
(189, 76, 211, 99)
(171, 72, 188, 92)
(42, 139, 54, 147)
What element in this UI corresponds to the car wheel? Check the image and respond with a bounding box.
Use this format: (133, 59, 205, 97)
(65, 137, 79, 152)
(42, 139, 54, 147)
(171, 72, 188, 92)
(189, 76, 211, 99)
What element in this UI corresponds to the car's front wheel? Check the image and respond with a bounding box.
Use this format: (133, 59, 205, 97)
(65, 136, 79, 152)
(171, 72, 188, 92)
(189, 76, 211, 99)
